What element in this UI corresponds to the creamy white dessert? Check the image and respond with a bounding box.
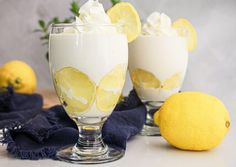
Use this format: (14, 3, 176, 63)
(49, 0, 128, 120)
(129, 12, 188, 102)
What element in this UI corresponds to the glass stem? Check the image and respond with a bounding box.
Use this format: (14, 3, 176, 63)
(140, 101, 163, 136)
(73, 123, 108, 156)
(145, 101, 163, 126)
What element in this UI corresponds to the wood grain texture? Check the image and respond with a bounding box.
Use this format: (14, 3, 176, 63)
(36, 89, 60, 109)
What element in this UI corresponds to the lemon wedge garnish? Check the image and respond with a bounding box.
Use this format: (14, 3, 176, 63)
(54, 67, 96, 115)
(173, 18, 197, 52)
(107, 2, 141, 42)
(96, 64, 126, 112)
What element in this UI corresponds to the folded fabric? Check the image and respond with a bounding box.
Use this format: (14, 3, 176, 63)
(0, 87, 43, 129)
(1, 89, 146, 160)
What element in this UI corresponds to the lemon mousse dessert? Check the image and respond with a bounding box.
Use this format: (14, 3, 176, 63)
(49, 0, 141, 164)
(50, 1, 128, 121)
(129, 12, 197, 136)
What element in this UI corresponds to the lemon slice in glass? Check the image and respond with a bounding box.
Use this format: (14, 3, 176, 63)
(54, 67, 96, 115)
(96, 64, 126, 112)
(173, 18, 197, 52)
(161, 73, 182, 90)
(131, 69, 161, 89)
(107, 2, 141, 43)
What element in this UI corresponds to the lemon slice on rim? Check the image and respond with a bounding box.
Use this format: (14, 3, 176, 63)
(54, 67, 96, 115)
(107, 2, 141, 43)
(173, 18, 197, 52)
(96, 64, 126, 112)
(131, 69, 161, 89)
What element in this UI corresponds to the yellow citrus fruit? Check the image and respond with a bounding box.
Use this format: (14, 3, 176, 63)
(96, 89, 121, 112)
(173, 18, 197, 52)
(96, 64, 126, 112)
(0, 60, 37, 94)
(131, 69, 161, 89)
(54, 67, 96, 115)
(161, 73, 182, 90)
(107, 2, 141, 42)
(154, 92, 230, 151)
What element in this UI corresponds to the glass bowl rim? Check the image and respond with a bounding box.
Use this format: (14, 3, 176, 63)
(51, 23, 121, 28)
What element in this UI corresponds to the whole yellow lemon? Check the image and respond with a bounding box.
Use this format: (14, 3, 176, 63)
(0, 60, 37, 94)
(154, 92, 230, 151)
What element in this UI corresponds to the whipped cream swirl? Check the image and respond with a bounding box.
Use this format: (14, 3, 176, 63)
(63, 0, 116, 33)
(76, 0, 111, 25)
(142, 12, 177, 36)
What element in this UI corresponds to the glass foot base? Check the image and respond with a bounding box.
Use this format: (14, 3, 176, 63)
(140, 124, 161, 136)
(56, 145, 125, 164)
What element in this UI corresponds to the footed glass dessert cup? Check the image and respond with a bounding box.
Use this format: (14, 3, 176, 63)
(129, 35, 188, 136)
(49, 24, 128, 164)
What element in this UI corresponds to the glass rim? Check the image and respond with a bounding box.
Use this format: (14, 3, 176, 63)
(51, 23, 121, 28)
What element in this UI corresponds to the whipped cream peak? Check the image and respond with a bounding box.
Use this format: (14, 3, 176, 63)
(142, 12, 178, 36)
(76, 0, 111, 25)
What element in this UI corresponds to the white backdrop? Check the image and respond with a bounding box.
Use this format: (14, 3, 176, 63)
(0, 0, 235, 114)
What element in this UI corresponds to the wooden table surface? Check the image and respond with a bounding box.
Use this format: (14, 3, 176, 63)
(36, 89, 60, 109)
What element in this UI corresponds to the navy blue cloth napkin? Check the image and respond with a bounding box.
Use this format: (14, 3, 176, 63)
(0, 87, 43, 129)
(0, 88, 146, 160)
